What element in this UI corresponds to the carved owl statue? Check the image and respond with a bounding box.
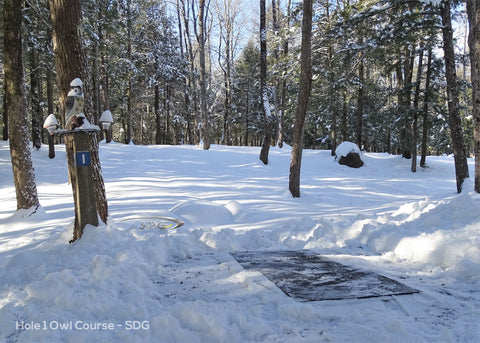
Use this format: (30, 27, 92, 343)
(65, 78, 85, 129)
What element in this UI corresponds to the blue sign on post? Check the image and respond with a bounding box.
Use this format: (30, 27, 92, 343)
(76, 151, 91, 167)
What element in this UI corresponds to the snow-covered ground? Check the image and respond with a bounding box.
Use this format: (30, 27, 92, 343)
(0, 140, 479, 342)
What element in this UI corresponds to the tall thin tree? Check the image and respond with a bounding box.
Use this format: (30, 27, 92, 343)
(289, 0, 313, 198)
(4, 0, 40, 211)
(420, 48, 433, 168)
(278, 0, 292, 148)
(198, 0, 210, 149)
(125, 0, 133, 144)
(467, 0, 480, 192)
(440, 0, 469, 193)
(259, 0, 272, 164)
(411, 44, 424, 173)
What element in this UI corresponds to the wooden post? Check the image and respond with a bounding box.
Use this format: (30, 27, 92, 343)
(66, 130, 98, 240)
(48, 134, 55, 159)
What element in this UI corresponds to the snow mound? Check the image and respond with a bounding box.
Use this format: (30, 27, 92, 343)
(335, 141, 362, 158)
(169, 200, 245, 225)
(344, 194, 480, 281)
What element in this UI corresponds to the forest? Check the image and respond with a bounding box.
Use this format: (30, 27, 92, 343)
(0, 0, 474, 149)
(2, 0, 480, 202)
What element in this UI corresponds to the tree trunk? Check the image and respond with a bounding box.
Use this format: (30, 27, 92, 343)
(259, 0, 272, 164)
(199, 0, 210, 150)
(28, 18, 43, 151)
(467, 0, 480, 193)
(92, 43, 101, 125)
(2, 81, 8, 140)
(215, 0, 236, 146)
(356, 53, 364, 149)
(177, 0, 193, 145)
(180, 0, 200, 145)
(289, 0, 313, 198)
(420, 48, 433, 168)
(4, 0, 40, 211)
(155, 83, 162, 144)
(46, 58, 55, 116)
(271, 0, 280, 147)
(441, 0, 469, 193)
(342, 89, 348, 141)
(326, 1, 337, 156)
(125, 0, 133, 144)
(404, 48, 415, 159)
(277, 0, 291, 149)
(49, 0, 108, 240)
(411, 45, 424, 173)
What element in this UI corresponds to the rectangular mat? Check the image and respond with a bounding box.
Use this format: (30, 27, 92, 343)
(232, 250, 418, 301)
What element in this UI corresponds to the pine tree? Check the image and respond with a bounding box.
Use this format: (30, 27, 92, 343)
(233, 41, 262, 146)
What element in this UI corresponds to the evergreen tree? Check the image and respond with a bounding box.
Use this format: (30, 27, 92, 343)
(233, 41, 262, 146)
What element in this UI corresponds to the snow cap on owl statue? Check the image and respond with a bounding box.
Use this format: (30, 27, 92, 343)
(68, 78, 83, 97)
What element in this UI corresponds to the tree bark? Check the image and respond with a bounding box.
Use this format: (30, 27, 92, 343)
(441, 0, 469, 193)
(2, 81, 8, 140)
(278, 0, 291, 149)
(356, 52, 364, 149)
(215, 0, 236, 146)
(125, 0, 133, 144)
(4, 0, 40, 210)
(411, 45, 424, 173)
(28, 14, 43, 151)
(259, 0, 272, 164)
(420, 48, 433, 168)
(199, 0, 210, 150)
(467, 0, 480, 193)
(155, 83, 162, 144)
(49, 0, 108, 240)
(289, 0, 313, 198)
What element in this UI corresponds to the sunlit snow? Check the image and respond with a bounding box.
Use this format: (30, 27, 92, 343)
(0, 141, 479, 342)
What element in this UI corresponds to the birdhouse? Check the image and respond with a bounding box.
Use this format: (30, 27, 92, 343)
(99, 110, 114, 130)
(43, 113, 59, 135)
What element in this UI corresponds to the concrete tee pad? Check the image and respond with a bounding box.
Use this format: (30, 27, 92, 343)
(232, 250, 418, 301)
